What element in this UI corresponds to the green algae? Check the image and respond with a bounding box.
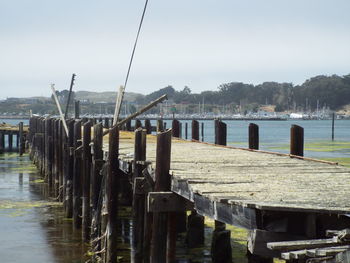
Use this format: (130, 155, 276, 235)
(0, 200, 60, 217)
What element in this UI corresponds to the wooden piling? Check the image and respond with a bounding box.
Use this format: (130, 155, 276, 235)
(91, 123, 104, 247)
(65, 120, 75, 218)
(290, 125, 304, 157)
(191, 120, 199, 141)
(126, 119, 132, 131)
(0, 132, 4, 153)
(332, 113, 335, 141)
(105, 117, 110, 129)
(19, 122, 24, 155)
(135, 119, 142, 130)
(75, 100, 80, 119)
(249, 123, 259, 150)
(172, 119, 180, 138)
(106, 126, 120, 263)
(82, 121, 92, 241)
(145, 119, 152, 134)
(215, 120, 227, 146)
(186, 211, 204, 248)
(185, 122, 188, 139)
(201, 122, 204, 141)
(132, 128, 147, 262)
(150, 129, 172, 263)
(157, 119, 163, 133)
(73, 120, 82, 229)
(8, 132, 13, 152)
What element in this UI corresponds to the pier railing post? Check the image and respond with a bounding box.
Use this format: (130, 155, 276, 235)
(249, 123, 259, 150)
(290, 125, 304, 157)
(191, 120, 199, 141)
(150, 129, 172, 263)
(82, 121, 92, 241)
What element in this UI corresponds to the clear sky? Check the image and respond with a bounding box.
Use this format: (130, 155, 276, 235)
(1, 0, 349, 99)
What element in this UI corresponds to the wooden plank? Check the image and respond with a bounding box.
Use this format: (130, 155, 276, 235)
(147, 192, 193, 212)
(267, 237, 345, 251)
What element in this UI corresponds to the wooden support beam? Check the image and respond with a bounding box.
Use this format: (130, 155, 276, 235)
(147, 192, 193, 212)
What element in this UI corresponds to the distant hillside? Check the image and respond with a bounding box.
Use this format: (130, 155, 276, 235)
(75, 91, 144, 103)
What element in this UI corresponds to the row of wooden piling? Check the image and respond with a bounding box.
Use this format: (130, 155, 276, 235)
(0, 123, 26, 154)
(28, 116, 305, 263)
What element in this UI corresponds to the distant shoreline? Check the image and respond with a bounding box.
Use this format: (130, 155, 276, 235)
(0, 115, 30, 120)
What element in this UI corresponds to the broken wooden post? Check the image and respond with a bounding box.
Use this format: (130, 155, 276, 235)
(73, 120, 82, 229)
(150, 129, 172, 263)
(132, 128, 147, 262)
(145, 119, 152, 134)
(192, 120, 199, 141)
(106, 126, 120, 263)
(104, 117, 110, 129)
(249, 123, 259, 150)
(157, 119, 163, 133)
(186, 210, 204, 248)
(82, 121, 92, 241)
(172, 119, 180, 138)
(290, 125, 304, 157)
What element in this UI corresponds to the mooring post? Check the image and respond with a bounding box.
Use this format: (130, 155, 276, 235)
(91, 122, 104, 249)
(332, 112, 335, 141)
(145, 119, 152, 134)
(132, 128, 147, 262)
(290, 125, 304, 156)
(249, 123, 259, 150)
(150, 129, 172, 263)
(82, 121, 92, 241)
(157, 119, 164, 133)
(191, 120, 199, 141)
(212, 119, 232, 263)
(172, 119, 180, 138)
(73, 120, 82, 229)
(106, 126, 120, 263)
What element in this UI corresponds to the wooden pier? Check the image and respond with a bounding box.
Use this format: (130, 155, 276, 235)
(27, 116, 350, 263)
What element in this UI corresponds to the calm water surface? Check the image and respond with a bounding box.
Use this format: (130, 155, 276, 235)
(0, 153, 88, 263)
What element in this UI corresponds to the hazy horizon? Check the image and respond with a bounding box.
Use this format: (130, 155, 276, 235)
(1, 0, 350, 99)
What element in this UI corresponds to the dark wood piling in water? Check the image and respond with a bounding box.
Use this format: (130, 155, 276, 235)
(82, 121, 92, 241)
(156, 119, 163, 133)
(0, 132, 4, 153)
(73, 120, 82, 229)
(249, 123, 259, 150)
(290, 125, 304, 157)
(185, 122, 188, 139)
(106, 126, 120, 263)
(191, 120, 199, 141)
(19, 122, 24, 155)
(172, 119, 180, 138)
(150, 129, 172, 263)
(132, 128, 147, 262)
(135, 119, 142, 130)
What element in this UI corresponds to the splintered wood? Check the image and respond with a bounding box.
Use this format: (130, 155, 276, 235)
(112, 131, 350, 226)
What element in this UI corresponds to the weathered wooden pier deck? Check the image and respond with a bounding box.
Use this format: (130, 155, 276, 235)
(28, 116, 350, 263)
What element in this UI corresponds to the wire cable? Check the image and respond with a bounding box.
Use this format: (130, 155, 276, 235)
(123, 0, 149, 90)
